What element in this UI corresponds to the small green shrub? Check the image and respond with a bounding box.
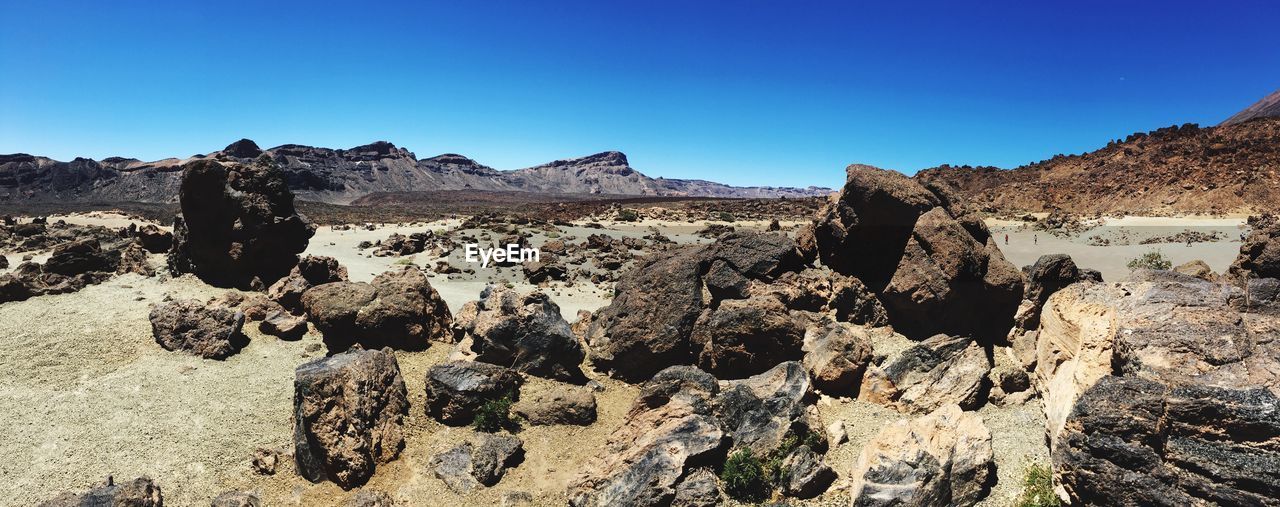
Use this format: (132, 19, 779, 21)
(393, 255, 416, 265)
(617, 209, 639, 222)
(720, 449, 768, 502)
(717, 211, 736, 223)
(1016, 464, 1061, 507)
(472, 394, 513, 433)
(1127, 250, 1172, 271)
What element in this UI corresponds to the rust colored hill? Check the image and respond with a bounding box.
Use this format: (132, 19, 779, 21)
(916, 117, 1280, 215)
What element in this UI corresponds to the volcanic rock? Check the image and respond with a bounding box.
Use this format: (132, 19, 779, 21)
(37, 477, 163, 507)
(779, 445, 836, 499)
(149, 298, 247, 359)
(513, 387, 597, 426)
(849, 404, 993, 506)
(259, 310, 307, 340)
(567, 366, 726, 507)
(454, 285, 585, 381)
(423, 360, 522, 425)
(44, 238, 116, 276)
(749, 270, 888, 326)
(801, 322, 874, 395)
(690, 296, 804, 379)
(167, 158, 315, 289)
(430, 433, 525, 493)
(293, 348, 409, 489)
(713, 361, 819, 456)
(211, 490, 261, 507)
(860, 333, 990, 414)
(302, 266, 453, 352)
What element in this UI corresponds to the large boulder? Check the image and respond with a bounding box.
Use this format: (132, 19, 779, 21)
(689, 296, 805, 379)
(849, 404, 993, 506)
(1035, 270, 1280, 504)
(568, 366, 727, 506)
(136, 224, 173, 254)
(713, 361, 820, 456)
(801, 322, 874, 395)
(293, 348, 409, 489)
(44, 238, 117, 276)
(423, 360, 523, 425)
(586, 233, 806, 382)
(879, 207, 1024, 341)
(302, 266, 453, 351)
(860, 333, 990, 414)
(454, 285, 585, 381)
(513, 386, 597, 426)
(585, 246, 705, 382)
(37, 477, 163, 507)
(149, 298, 247, 359)
(167, 158, 315, 289)
(807, 165, 1023, 341)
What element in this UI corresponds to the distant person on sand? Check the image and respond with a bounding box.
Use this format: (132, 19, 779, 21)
(1034, 234, 1038, 245)
(1004, 234, 1008, 245)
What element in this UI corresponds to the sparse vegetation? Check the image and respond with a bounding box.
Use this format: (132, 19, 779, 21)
(1016, 464, 1061, 507)
(717, 211, 736, 222)
(1127, 250, 1172, 271)
(720, 449, 768, 502)
(393, 255, 416, 265)
(472, 394, 514, 433)
(617, 208, 639, 222)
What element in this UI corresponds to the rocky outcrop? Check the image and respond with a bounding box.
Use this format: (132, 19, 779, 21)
(801, 322, 874, 396)
(117, 241, 154, 277)
(849, 404, 993, 506)
(430, 433, 525, 493)
(453, 285, 585, 381)
(293, 348, 409, 489)
(423, 360, 522, 425)
(149, 298, 247, 359)
(167, 157, 315, 289)
(860, 333, 990, 414)
(1035, 270, 1280, 504)
(37, 477, 163, 507)
(568, 366, 726, 507)
(302, 266, 453, 351)
(44, 238, 117, 276)
(136, 224, 173, 254)
(780, 445, 836, 499)
(807, 164, 1023, 341)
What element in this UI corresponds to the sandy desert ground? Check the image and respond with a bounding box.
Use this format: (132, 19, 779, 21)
(0, 211, 1251, 506)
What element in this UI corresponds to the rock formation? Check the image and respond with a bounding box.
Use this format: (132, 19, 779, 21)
(806, 164, 1023, 342)
(423, 360, 523, 425)
(849, 404, 994, 506)
(167, 157, 315, 289)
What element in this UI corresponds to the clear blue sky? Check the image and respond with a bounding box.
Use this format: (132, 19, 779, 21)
(2, 1, 1277, 188)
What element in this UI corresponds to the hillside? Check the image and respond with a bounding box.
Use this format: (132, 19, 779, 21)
(916, 117, 1280, 215)
(0, 140, 831, 204)
(1222, 88, 1280, 126)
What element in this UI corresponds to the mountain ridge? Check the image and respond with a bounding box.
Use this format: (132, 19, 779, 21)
(0, 140, 832, 204)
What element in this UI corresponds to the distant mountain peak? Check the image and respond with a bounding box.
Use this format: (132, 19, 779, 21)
(1222, 88, 1280, 126)
(222, 138, 263, 158)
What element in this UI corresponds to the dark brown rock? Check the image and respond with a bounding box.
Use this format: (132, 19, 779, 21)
(690, 296, 804, 379)
(293, 348, 409, 489)
(801, 322, 874, 395)
(149, 298, 247, 359)
(37, 477, 163, 507)
(302, 266, 453, 352)
(423, 360, 522, 425)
